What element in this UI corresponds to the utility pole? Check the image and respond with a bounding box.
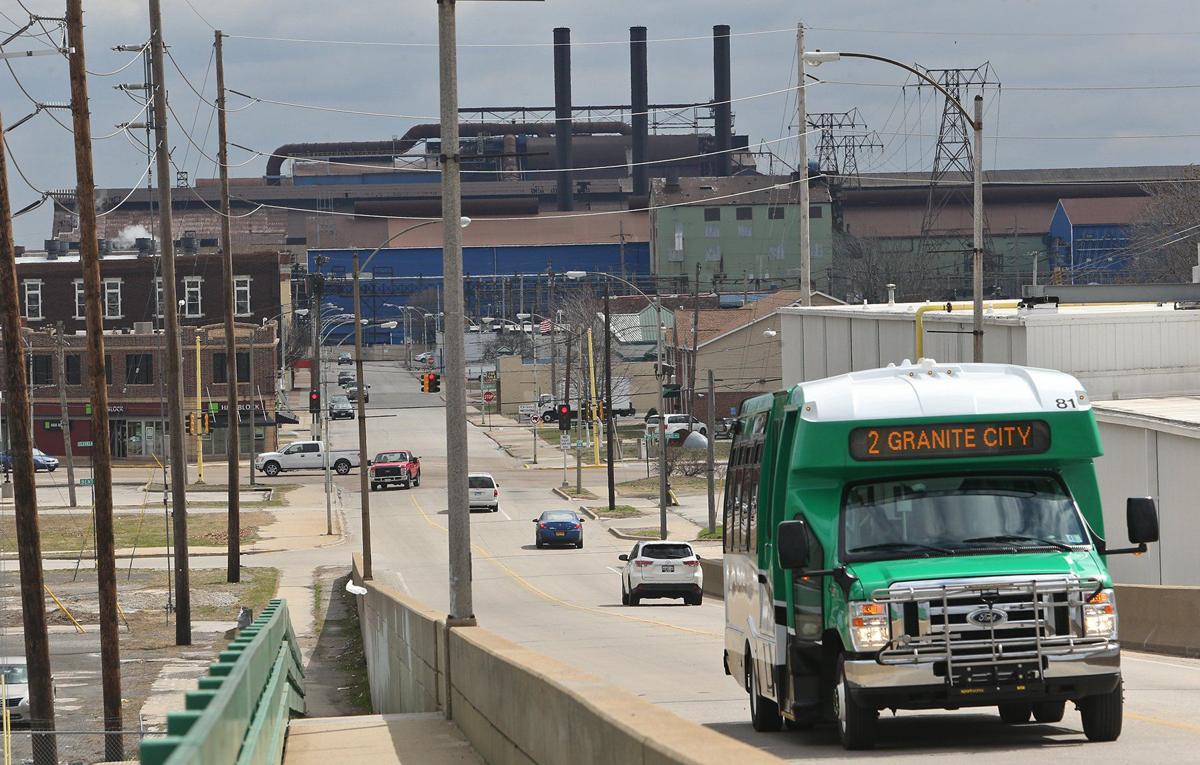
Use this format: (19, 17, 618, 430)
(548, 274, 557, 402)
(0, 112, 58, 765)
(971, 94, 984, 363)
(195, 336, 203, 483)
(149, 0, 191, 645)
(54, 324, 77, 508)
(706, 369, 716, 535)
(655, 300, 668, 540)
(309, 283, 320, 439)
(796, 22, 812, 306)
(690, 263, 700, 413)
(352, 255, 372, 580)
(66, 2, 123, 756)
(440, 0, 474, 624)
(604, 286, 615, 511)
(215, 29, 241, 583)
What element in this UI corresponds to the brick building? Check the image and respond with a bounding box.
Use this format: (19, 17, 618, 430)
(2, 323, 283, 462)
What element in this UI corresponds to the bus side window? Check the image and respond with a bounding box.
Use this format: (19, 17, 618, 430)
(724, 445, 741, 553)
(744, 472, 757, 553)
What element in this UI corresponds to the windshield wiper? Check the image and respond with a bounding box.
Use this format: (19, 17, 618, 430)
(962, 534, 1073, 552)
(848, 542, 956, 556)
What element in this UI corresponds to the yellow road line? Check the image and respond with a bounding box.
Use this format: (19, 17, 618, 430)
(408, 494, 720, 638)
(1127, 711, 1200, 735)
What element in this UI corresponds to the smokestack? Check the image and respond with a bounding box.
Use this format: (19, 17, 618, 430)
(630, 26, 649, 199)
(553, 27, 574, 211)
(713, 25, 732, 176)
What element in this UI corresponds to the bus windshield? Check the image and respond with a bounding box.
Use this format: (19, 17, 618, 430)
(842, 474, 1090, 561)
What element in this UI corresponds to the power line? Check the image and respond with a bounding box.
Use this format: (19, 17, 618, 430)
(818, 77, 1200, 93)
(806, 24, 1200, 39)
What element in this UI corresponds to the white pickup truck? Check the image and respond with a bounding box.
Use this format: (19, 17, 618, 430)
(254, 441, 360, 476)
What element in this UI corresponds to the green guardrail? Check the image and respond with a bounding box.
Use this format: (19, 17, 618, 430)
(140, 599, 306, 765)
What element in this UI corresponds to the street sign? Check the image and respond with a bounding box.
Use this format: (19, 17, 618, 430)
(527, 413, 540, 424)
(77, 440, 93, 447)
(482, 391, 495, 404)
(559, 433, 570, 448)
(79, 478, 94, 487)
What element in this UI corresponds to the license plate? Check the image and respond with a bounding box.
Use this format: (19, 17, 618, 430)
(662, 565, 674, 573)
(555, 531, 565, 537)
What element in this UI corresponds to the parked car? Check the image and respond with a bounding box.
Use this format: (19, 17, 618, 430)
(0, 448, 59, 473)
(337, 371, 357, 387)
(644, 414, 706, 438)
(715, 417, 737, 440)
(346, 385, 370, 404)
(414, 352, 434, 363)
(618, 541, 703, 606)
(254, 441, 359, 476)
(533, 509, 585, 549)
(337, 352, 353, 365)
(368, 450, 421, 491)
(328, 397, 354, 420)
(467, 473, 499, 512)
(0, 658, 36, 726)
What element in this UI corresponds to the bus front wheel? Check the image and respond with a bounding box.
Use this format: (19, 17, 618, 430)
(747, 650, 783, 732)
(833, 654, 877, 750)
(1080, 680, 1123, 742)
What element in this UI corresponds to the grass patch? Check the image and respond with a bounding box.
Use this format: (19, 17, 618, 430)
(335, 579, 373, 713)
(618, 527, 664, 539)
(312, 578, 324, 627)
(696, 525, 723, 541)
(587, 504, 643, 519)
(11, 511, 275, 552)
(617, 475, 724, 498)
(557, 486, 597, 499)
(182, 567, 280, 621)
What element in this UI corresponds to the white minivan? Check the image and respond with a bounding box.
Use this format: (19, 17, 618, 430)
(468, 473, 499, 512)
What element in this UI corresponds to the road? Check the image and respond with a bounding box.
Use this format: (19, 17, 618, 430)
(309, 360, 1200, 761)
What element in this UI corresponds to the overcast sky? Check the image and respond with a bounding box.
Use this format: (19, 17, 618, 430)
(3, 0, 1198, 247)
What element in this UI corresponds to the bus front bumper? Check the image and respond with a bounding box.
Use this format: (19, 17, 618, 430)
(843, 645, 1121, 709)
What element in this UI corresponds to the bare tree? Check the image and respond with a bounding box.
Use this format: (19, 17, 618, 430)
(834, 232, 942, 303)
(1125, 168, 1200, 282)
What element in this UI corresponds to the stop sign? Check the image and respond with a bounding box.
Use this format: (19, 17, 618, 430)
(482, 391, 495, 403)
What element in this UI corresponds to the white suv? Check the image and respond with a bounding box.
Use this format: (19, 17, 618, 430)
(645, 414, 706, 438)
(468, 473, 499, 512)
(619, 541, 703, 606)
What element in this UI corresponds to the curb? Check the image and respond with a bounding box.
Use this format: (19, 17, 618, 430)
(577, 505, 599, 521)
(607, 527, 658, 542)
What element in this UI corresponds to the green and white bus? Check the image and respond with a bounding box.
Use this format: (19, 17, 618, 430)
(722, 360, 1159, 750)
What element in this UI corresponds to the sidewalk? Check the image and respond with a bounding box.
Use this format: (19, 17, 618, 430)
(284, 713, 480, 765)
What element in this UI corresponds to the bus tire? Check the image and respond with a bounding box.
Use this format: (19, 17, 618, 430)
(834, 654, 877, 750)
(999, 703, 1032, 724)
(747, 650, 783, 732)
(1032, 700, 1065, 723)
(1080, 680, 1123, 742)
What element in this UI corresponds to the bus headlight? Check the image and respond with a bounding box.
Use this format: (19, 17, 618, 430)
(1083, 589, 1117, 638)
(849, 602, 890, 651)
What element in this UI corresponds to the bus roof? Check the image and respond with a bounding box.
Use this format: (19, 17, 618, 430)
(787, 360, 1090, 422)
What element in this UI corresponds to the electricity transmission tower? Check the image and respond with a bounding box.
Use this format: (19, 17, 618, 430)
(909, 63, 1001, 295)
(806, 109, 882, 187)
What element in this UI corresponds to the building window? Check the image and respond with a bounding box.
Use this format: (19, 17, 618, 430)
(735, 207, 753, 221)
(768, 244, 785, 261)
(22, 280, 42, 321)
(213, 351, 251, 384)
(65, 354, 81, 385)
(704, 223, 720, 239)
(703, 207, 721, 222)
(738, 224, 753, 238)
(28, 354, 52, 386)
(810, 205, 824, 219)
(768, 206, 785, 220)
(103, 279, 122, 319)
(74, 280, 86, 320)
(234, 276, 252, 316)
(673, 223, 684, 252)
(184, 277, 203, 318)
(155, 277, 163, 318)
(704, 245, 722, 262)
(125, 353, 153, 385)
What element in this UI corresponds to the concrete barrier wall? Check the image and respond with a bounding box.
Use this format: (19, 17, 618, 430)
(1115, 584, 1200, 658)
(698, 557, 1198, 659)
(352, 556, 783, 765)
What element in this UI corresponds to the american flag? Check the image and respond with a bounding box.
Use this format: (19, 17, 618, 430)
(539, 318, 553, 335)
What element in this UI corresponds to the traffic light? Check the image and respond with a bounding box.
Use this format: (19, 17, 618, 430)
(428, 373, 441, 393)
(309, 389, 321, 413)
(185, 413, 196, 435)
(201, 413, 212, 434)
(557, 403, 571, 431)
(595, 400, 606, 420)
(420, 373, 431, 393)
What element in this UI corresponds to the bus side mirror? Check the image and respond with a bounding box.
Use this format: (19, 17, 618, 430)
(777, 520, 811, 570)
(1127, 497, 1159, 544)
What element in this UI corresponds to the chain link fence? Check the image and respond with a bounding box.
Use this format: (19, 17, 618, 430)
(3, 727, 154, 764)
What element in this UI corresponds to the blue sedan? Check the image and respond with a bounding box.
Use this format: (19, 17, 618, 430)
(533, 510, 585, 549)
(0, 449, 58, 473)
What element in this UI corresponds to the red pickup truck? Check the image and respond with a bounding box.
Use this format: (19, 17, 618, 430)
(368, 450, 422, 491)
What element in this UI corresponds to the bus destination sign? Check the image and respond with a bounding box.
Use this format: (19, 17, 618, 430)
(849, 420, 1051, 461)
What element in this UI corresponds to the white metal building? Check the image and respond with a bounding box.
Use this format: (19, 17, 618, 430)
(779, 302, 1200, 400)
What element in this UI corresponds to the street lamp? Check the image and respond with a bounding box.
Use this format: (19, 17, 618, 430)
(567, 270, 670, 540)
(352, 216, 470, 581)
(804, 44, 986, 361)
